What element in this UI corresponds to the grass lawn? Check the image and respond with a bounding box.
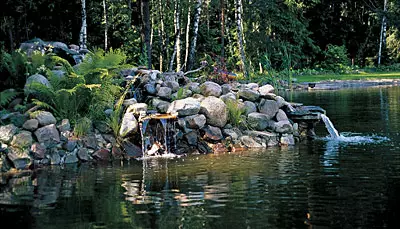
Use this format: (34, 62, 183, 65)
(295, 71, 400, 83)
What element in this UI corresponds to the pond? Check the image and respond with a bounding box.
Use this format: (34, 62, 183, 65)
(1, 86, 400, 229)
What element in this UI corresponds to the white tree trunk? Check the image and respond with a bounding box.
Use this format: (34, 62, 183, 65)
(378, 0, 388, 65)
(176, 0, 182, 71)
(79, 0, 87, 49)
(169, 1, 181, 72)
(235, 0, 248, 77)
(103, 0, 108, 50)
(184, 0, 191, 70)
(159, 0, 166, 71)
(187, 0, 203, 71)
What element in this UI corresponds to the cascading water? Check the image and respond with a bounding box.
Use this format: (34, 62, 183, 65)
(320, 114, 340, 138)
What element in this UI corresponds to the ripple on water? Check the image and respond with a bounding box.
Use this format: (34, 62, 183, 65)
(319, 132, 390, 145)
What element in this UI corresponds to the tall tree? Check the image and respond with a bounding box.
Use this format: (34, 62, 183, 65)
(184, 0, 192, 70)
(187, 0, 203, 71)
(103, 0, 108, 50)
(79, 0, 87, 49)
(141, 0, 152, 68)
(378, 0, 388, 65)
(169, 0, 181, 71)
(235, 0, 248, 77)
(220, 0, 225, 60)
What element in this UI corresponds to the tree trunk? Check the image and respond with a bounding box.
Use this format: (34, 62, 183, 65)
(103, 0, 108, 50)
(378, 0, 388, 66)
(184, 0, 192, 70)
(169, 0, 181, 72)
(159, 0, 166, 72)
(79, 0, 87, 49)
(141, 0, 152, 69)
(187, 0, 203, 71)
(220, 0, 225, 63)
(235, 0, 248, 77)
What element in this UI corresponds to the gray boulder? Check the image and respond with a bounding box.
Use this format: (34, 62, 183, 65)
(123, 98, 138, 106)
(221, 84, 232, 95)
(0, 124, 18, 143)
(247, 112, 272, 131)
(34, 124, 60, 145)
(157, 87, 172, 99)
(57, 119, 71, 132)
(199, 96, 228, 128)
(24, 74, 51, 93)
(200, 81, 222, 97)
(10, 131, 33, 149)
(201, 125, 223, 141)
(276, 109, 288, 121)
(30, 143, 46, 159)
(271, 120, 293, 134)
(243, 101, 257, 115)
(280, 134, 295, 145)
(167, 98, 201, 117)
(239, 136, 264, 148)
(238, 88, 260, 102)
(185, 114, 207, 129)
(22, 119, 39, 131)
(35, 111, 57, 126)
(7, 147, 32, 170)
(127, 103, 148, 115)
(119, 112, 138, 137)
(258, 99, 279, 120)
(259, 84, 275, 96)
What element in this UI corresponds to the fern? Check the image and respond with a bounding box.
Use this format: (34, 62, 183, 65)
(226, 100, 247, 128)
(44, 55, 75, 74)
(0, 89, 19, 107)
(77, 48, 127, 76)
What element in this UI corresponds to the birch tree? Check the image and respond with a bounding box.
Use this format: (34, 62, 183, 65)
(184, 0, 192, 70)
(235, 0, 248, 77)
(103, 0, 108, 50)
(187, 0, 203, 71)
(79, 0, 87, 49)
(378, 0, 388, 65)
(169, 0, 181, 72)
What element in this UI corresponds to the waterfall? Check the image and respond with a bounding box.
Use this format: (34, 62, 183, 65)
(320, 114, 340, 138)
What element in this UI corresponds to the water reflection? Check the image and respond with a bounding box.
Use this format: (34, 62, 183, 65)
(1, 86, 400, 228)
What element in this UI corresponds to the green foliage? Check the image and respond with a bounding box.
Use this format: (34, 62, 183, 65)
(320, 44, 350, 72)
(77, 48, 127, 75)
(387, 28, 400, 63)
(44, 55, 75, 74)
(0, 89, 19, 108)
(74, 117, 92, 137)
(0, 50, 31, 89)
(226, 100, 246, 128)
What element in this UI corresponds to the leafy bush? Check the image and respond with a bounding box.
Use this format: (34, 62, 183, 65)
(0, 89, 19, 108)
(320, 44, 350, 72)
(74, 117, 92, 137)
(226, 99, 246, 128)
(77, 48, 127, 76)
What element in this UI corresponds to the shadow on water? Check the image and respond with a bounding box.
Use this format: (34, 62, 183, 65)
(1, 86, 400, 229)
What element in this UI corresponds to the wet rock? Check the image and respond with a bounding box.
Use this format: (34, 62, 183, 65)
(127, 103, 148, 115)
(30, 143, 46, 159)
(48, 150, 61, 165)
(0, 154, 12, 172)
(198, 140, 212, 154)
(34, 124, 60, 145)
(259, 84, 275, 96)
(77, 148, 90, 161)
(188, 83, 201, 94)
(102, 134, 116, 145)
(63, 139, 77, 152)
(238, 88, 260, 102)
(164, 81, 180, 92)
(184, 131, 198, 146)
(247, 112, 272, 131)
(122, 141, 142, 158)
(221, 84, 232, 95)
(64, 151, 79, 164)
(157, 87, 172, 99)
(123, 98, 137, 106)
(185, 114, 207, 129)
(119, 112, 138, 137)
(22, 119, 39, 131)
(7, 147, 32, 170)
(201, 125, 223, 141)
(275, 96, 286, 108)
(272, 120, 293, 134)
(11, 131, 33, 149)
(258, 99, 279, 120)
(111, 146, 123, 159)
(239, 136, 263, 148)
(0, 124, 18, 143)
(263, 93, 277, 100)
(276, 109, 288, 121)
(94, 121, 111, 133)
(244, 130, 279, 147)
(280, 134, 295, 146)
(167, 97, 201, 117)
(243, 101, 257, 115)
(200, 96, 228, 128)
(83, 134, 98, 150)
(156, 100, 171, 113)
(34, 111, 57, 126)
(93, 148, 110, 161)
(200, 81, 222, 97)
(57, 119, 71, 132)
(144, 84, 157, 95)
(222, 128, 241, 142)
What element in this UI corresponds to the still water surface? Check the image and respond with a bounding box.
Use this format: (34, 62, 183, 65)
(1, 86, 400, 229)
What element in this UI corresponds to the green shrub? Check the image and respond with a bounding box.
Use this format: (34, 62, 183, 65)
(320, 44, 350, 72)
(74, 117, 92, 137)
(0, 89, 19, 108)
(226, 99, 246, 128)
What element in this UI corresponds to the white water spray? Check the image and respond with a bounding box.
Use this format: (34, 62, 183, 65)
(320, 114, 340, 138)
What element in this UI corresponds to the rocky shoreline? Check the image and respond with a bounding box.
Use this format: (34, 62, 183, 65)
(297, 78, 400, 90)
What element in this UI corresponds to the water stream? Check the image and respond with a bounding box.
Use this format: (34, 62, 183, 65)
(320, 113, 340, 138)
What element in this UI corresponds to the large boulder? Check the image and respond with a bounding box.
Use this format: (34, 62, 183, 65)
(31, 143, 47, 159)
(24, 74, 51, 93)
(119, 112, 139, 137)
(199, 96, 228, 128)
(7, 147, 32, 170)
(0, 124, 18, 143)
(157, 87, 172, 99)
(200, 81, 222, 97)
(239, 136, 264, 148)
(243, 101, 257, 115)
(126, 103, 148, 115)
(167, 98, 201, 117)
(259, 84, 275, 96)
(184, 114, 207, 129)
(22, 119, 39, 131)
(201, 125, 223, 141)
(247, 112, 273, 131)
(276, 109, 288, 121)
(34, 111, 57, 126)
(34, 124, 60, 145)
(272, 120, 293, 134)
(258, 99, 279, 120)
(238, 88, 260, 102)
(10, 131, 33, 149)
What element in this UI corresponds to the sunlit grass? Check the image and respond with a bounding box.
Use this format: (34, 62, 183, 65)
(296, 71, 400, 83)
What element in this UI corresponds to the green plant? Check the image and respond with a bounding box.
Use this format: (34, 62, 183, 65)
(77, 48, 127, 76)
(74, 117, 92, 137)
(0, 89, 19, 108)
(226, 99, 246, 128)
(320, 44, 350, 72)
